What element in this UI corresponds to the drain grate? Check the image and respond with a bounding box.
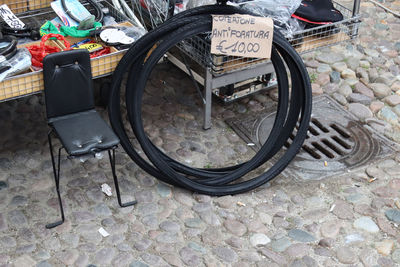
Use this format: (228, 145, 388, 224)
(227, 95, 400, 181)
(285, 119, 355, 160)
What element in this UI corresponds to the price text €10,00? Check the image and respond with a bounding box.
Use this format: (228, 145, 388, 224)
(212, 28, 271, 56)
(211, 15, 273, 59)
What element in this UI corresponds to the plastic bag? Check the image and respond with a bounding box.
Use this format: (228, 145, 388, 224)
(78, 152, 104, 163)
(174, 0, 190, 14)
(103, 15, 118, 26)
(235, 0, 304, 37)
(236, 0, 301, 16)
(0, 42, 12, 74)
(117, 26, 147, 41)
(187, 0, 215, 9)
(0, 56, 12, 78)
(0, 48, 32, 82)
(187, 0, 303, 37)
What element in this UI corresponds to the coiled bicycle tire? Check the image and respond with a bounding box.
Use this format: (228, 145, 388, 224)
(108, 5, 312, 195)
(127, 20, 310, 194)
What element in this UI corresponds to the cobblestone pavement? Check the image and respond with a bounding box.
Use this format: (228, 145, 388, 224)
(1, 1, 400, 266)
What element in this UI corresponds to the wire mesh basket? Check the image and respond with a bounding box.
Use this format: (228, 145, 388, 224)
(174, 34, 270, 75)
(1, 0, 131, 28)
(0, 0, 51, 14)
(0, 0, 137, 102)
(287, 1, 360, 54)
(132, 0, 360, 75)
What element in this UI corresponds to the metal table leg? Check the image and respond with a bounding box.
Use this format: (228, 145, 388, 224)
(204, 68, 213, 130)
(351, 0, 361, 38)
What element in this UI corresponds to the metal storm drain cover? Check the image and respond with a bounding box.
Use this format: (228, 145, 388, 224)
(226, 94, 400, 181)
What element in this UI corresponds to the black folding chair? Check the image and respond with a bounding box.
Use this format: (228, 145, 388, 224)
(43, 49, 136, 229)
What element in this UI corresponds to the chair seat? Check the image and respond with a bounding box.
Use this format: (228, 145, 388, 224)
(49, 109, 120, 156)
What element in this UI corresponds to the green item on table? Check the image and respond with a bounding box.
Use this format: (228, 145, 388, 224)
(40, 21, 65, 36)
(60, 21, 102, 38)
(39, 20, 103, 39)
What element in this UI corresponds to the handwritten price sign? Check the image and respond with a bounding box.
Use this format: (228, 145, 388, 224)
(211, 14, 273, 59)
(0, 4, 25, 29)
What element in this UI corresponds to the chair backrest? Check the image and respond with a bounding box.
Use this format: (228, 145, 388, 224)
(43, 49, 95, 120)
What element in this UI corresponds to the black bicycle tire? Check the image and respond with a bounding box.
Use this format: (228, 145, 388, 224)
(108, 7, 286, 179)
(125, 7, 302, 180)
(125, 22, 291, 181)
(129, 27, 309, 192)
(108, 15, 224, 185)
(152, 5, 303, 176)
(110, 7, 312, 191)
(108, 5, 312, 195)
(108, 13, 288, 183)
(126, 18, 311, 194)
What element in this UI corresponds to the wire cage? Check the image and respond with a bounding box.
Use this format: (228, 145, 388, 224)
(287, 1, 361, 54)
(0, 0, 138, 102)
(131, 0, 360, 75)
(0, 0, 132, 24)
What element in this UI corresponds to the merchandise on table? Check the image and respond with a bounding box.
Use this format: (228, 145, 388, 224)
(76, 42, 103, 52)
(0, 0, 147, 102)
(174, 0, 190, 14)
(237, 0, 303, 38)
(60, 21, 102, 37)
(51, 0, 96, 27)
(0, 22, 41, 41)
(0, 48, 31, 82)
(89, 46, 110, 58)
(0, 3, 25, 29)
(39, 20, 103, 38)
(59, 0, 104, 23)
(0, 4, 41, 41)
(0, 35, 18, 61)
(69, 39, 111, 58)
(293, 0, 344, 26)
(27, 33, 69, 68)
(165, 0, 344, 38)
(99, 28, 135, 45)
(291, 0, 344, 44)
(70, 38, 92, 48)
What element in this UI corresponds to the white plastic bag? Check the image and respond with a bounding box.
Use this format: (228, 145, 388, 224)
(0, 48, 31, 82)
(187, 0, 303, 37)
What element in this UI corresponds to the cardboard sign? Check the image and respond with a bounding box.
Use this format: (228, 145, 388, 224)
(0, 4, 25, 29)
(211, 14, 273, 59)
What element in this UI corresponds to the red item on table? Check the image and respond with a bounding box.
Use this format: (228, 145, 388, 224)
(90, 46, 111, 58)
(27, 34, 71, 68)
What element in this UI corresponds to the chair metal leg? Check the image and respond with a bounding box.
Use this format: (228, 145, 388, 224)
(108, 149, 137, 207)
(46, 131, 65, 229)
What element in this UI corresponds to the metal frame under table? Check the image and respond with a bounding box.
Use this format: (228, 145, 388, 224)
(131, 0, 362, 129)
(170, 0, 361, 129)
